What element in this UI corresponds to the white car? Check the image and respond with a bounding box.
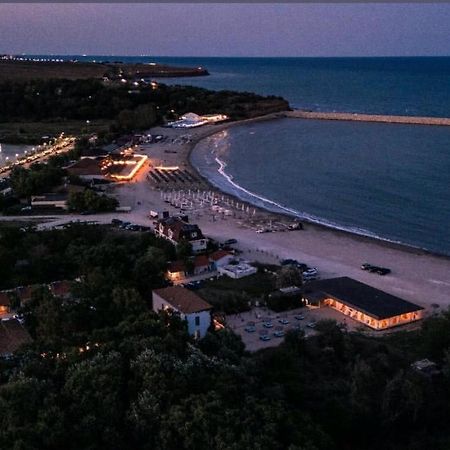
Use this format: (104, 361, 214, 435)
(303, 268, 318, 281)
(303, 268, 318, 276)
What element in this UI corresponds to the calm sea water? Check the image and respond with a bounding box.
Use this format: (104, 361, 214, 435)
(30, 55, 450, 116)
(192, 119, 450, 255)
(25, 56, 450, 253)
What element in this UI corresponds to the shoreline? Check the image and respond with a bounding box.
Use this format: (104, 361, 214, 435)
(5, 114, 449, 311)
(185, 113, 450, 261)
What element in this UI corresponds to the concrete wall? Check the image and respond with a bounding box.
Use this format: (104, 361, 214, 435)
(185, 310, 211, 339)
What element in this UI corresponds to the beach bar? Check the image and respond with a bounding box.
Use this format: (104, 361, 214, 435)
(303, 277, 424, 330)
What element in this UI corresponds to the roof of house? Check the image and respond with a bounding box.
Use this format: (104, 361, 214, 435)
(0, 292, 10, 307)
(158, 217, 204, 242)
(194, 255, 210, 268)
(210, 250, 232, 262)
(66, 158, 104, 176)
(303, 277, 424, 320)
(153, 286, 212, 314)
(0, 319, 32, 356)
(49, 280, 73, 298)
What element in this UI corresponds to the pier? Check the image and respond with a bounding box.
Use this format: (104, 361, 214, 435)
(288, 110, 450, 126)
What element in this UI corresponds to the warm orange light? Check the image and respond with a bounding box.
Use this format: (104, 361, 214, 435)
(108, 154, 148, 181)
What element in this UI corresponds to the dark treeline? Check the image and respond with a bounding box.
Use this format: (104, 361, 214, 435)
(1, 225, 450, 450)
(0, 78, 289, 126)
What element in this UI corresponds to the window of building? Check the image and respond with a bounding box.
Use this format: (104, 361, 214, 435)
(195, 316, 200, 327)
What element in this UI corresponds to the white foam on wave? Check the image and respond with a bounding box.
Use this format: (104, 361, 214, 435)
(212, 153, 411, 247)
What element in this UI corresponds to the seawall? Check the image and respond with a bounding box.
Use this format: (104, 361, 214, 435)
(288, 110, 450, 126)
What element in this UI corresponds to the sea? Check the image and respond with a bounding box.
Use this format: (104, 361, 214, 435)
(20, 56, 450, 254)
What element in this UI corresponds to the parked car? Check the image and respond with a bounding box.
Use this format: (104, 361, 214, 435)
(303, 267, 318, 276)
(273, 330, 285, 338)
(278, 318, 289, 325)
(307, 321, 317, 329)
(281, 259, 298, 266)
(263, 322, 273, 329)
(259, 335, 271, 341)
(362, 263, 391, 275)
(294, 314, 305, 320)
(281, 259, 308, 271)
(244, 326, 256, 333)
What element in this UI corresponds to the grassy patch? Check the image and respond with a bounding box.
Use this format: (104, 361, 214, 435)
(200, 271, 276, 299)
(0, 120, 112, 144)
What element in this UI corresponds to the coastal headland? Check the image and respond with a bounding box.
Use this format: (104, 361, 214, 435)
(0, 58, 209, 81)
(289, 109, 450, 126)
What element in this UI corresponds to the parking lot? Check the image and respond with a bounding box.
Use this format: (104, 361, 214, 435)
(227, 306, 366, 351)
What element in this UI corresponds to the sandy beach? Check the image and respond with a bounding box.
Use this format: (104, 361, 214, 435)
(3, 114, 449, 313)
(115, 116, 450, 312)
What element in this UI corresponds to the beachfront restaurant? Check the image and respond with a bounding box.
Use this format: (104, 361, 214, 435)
(303, 277, 424, 330)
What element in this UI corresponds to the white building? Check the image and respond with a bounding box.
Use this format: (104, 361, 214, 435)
(218, 262, 257, 279)
(168, 112, 228, 128)
(210, 250, 235, 269)
(31, 194, 68, 210)
(156, 216, 207, 254)
(152, 286, 212, 339)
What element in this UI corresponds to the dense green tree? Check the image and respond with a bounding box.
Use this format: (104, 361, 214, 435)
(9, 164, 65, 198)
(67, 189, 118, 212)
(276, 265, 303, 289)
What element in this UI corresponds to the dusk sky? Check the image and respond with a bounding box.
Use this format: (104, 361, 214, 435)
(1, 3, 450, 57)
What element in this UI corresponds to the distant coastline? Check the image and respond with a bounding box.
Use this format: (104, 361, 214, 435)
(0, 56, 209, 81)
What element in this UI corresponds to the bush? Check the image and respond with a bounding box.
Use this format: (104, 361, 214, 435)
(266, 292, 304, 312)
(67, 189, 118, 213)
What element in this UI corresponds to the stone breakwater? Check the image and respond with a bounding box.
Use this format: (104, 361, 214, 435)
(288, 110, 450, 126)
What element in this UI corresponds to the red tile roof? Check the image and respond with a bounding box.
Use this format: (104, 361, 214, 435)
(66, 158, 103, 176)
(49, 280, 73, 298)
(153, 286, 212, 314)
(210, 250, 232, 262)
